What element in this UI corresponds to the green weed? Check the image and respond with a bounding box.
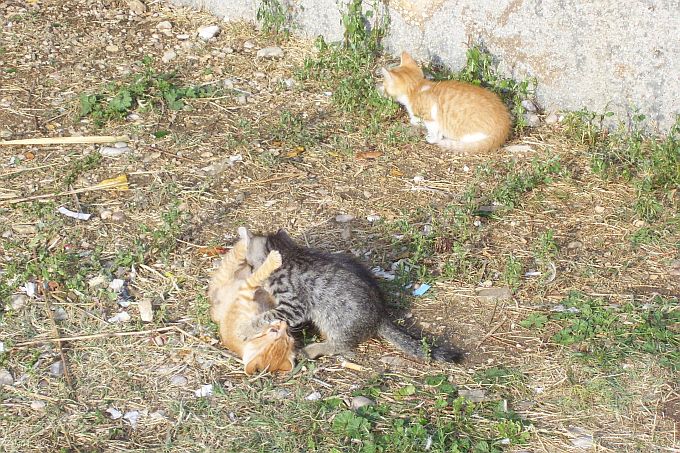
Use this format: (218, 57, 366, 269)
(256, 0, 291, 38)
(521, 292, 679, 370)
(297, 0, 395, 119)
(79, 59, 217, 125)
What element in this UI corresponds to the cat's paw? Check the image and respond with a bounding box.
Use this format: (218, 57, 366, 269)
(266, 250, 282, 268)
(425, 133, 441, 144)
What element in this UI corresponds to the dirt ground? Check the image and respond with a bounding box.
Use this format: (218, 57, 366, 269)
(0, 1, 678, 452)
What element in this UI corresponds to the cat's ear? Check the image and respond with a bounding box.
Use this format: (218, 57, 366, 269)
(400, 51, 416, 66)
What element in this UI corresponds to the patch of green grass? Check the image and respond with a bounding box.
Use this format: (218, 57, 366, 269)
(482, 158, 564, 211)
(565, 111, 679, 222)
(503, 254, 523, 288)
(79, 58, 217, 125)
(521, 292, 679, 371)
(534, 228, 558, 261)
(297, 0, 396, 119)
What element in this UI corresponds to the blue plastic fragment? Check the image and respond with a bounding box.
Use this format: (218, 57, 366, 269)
(413, 283, 431, 296)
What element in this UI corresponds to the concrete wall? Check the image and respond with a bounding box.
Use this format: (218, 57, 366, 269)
(171, 0, 680, 132)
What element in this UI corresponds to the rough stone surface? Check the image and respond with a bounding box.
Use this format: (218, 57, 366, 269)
(170, 0, 680, 132)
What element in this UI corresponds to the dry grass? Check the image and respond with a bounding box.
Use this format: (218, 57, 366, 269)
(0, 0, 678, 451)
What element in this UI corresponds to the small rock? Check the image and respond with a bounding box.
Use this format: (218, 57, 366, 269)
(176, 33, 190, 40)
(49, 361, 64, 377)
(503, 144, 534, 153)
(366, 214, 381, 222)
(594, 206, 605, 214)
(305, 391, 322, 401)
(413, 175, 425, 183)
(567, 240, 583, 250)
(109, 279, 125, 292)
(350, 396, 375, 411)
(161, 49, 177, 63)
(100, 146, 130, 157)
(170, 374, 188, 386)
(11, 294, 28, 310)
(156, 21, 172, 30)
(459, 388, 487, 402)
(127, 0, 146, 15)
(127, 113, 141, 121)
(114, 141, 128, 148)
(256, 46, 284, 58)
(198, 25, 220, 41)
(476, 286, 512, 302)
(236, 95, 248, 105)
(524, 113, 540, 127)
(272, 388, 292, 399)
(1, 230, 12, 238)
(195, 383, 213, 397)
(100, 210, 112, 220)
(253, 71, 266, 79)
(138, 299, 153, 322)
(108, 311, 131, 323)
(12, 224, 37, 235)
(53, 307, 68, 321)
(105, 45, 119, 53)
(568, 426, 594, 449)
(30, 400, 46, 411)
(335, 214, 354, 223)
(545, 112, 559, 124)
(200, 151, 214, 158)
(0, 368, 13, 386)
(243, 40, 255, 49)
(110, 211, 125, 223)
(106, 407, 123, 419)
(0, 129, 12, 139)
(123, 410, 141, 428)
(282, 78, 295, 88)
(521, 99, 537, 112)
(633, 219, 646, 228)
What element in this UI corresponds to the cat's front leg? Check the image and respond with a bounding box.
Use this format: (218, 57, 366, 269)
(252, 292, 307, 329)
(424, 120, 443, 144)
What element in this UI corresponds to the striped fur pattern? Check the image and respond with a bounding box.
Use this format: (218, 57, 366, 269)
(381, 51, 511, 154)
(208, 240, 295, 375)
(239, 228, 463, 363)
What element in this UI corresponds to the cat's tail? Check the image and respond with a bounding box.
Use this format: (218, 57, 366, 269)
(377, 321, 463, 363)
(438, 134, 506, 155)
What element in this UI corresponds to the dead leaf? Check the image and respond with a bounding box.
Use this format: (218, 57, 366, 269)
(196, 246, 227, 256)
(356, 151, 383, 160)
(24, 151, 35, 160)
(390, 167, 404, 177)
(286, 146, 305, 158)
(47, 281, 59, 291)
(92, 174, 129, 191)
(271, 140, 283, 147)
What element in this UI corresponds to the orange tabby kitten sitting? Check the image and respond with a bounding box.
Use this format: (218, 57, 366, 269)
(208, 240, 295, 375)
(381, 51, 511, 154)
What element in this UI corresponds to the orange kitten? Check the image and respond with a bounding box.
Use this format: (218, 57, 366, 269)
(208, 240, 295, 375)
(381, 51, 511, 154)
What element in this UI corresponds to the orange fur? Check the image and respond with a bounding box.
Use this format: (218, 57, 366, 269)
(208, 240, 295, 375)
(381, 51, 511, 154)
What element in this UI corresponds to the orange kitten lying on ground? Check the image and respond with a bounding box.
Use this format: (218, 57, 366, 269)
(381, 51, 511, 154)
(208, 240, 295, 375)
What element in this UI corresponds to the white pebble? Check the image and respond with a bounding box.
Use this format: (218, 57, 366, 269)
(256, 46, 284, 58)
(162, 49, 177, 63)
(335, 214, 354, 223)
(198, 25, 220, 41)
(156, 21, 172, 30)
(305, 391, 322, 401)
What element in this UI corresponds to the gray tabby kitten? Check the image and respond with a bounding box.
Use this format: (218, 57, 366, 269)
(238, 227, 463, 363)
